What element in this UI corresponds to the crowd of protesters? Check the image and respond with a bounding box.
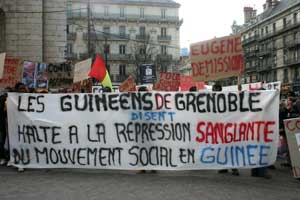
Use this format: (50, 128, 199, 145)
(0, 82, 299, 178)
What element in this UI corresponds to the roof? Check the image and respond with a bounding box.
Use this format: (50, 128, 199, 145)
(92, 0, 180, 8)
(242, 0, 300, 31)
(260, 0, 300, 20)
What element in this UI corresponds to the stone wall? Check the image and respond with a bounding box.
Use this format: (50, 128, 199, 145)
(0, 0, 66, 63)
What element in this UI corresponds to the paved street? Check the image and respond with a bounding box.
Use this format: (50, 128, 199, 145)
(0, 162, 299, 200)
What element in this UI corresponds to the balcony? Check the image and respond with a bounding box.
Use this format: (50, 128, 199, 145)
(67, 32, 77, 41)
(258, 62, 273, 72)
(284, 57, 300, 66)
(244, 50, 258, 58)
(258, 49, 272, 57)
(102, 54, 132, 61)
(83, 33, 129, 41)
(242, 35, 258, 45)
(136, 34, 149, 41)
(285, 38, 300, 49)
(157, 35, 172, 42)
(69, 12, 181, 23)
(157, 54, 172, 61)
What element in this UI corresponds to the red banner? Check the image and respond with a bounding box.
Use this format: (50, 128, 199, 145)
(0, 58, 22, 88)
(153, 72, 180, 91)
(180, 75, 205, 91)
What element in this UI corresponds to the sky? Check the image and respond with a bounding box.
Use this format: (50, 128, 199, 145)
(177, 0, 266, 48)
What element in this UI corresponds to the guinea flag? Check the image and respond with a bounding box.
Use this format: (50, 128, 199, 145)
(88, 54, 112, 89)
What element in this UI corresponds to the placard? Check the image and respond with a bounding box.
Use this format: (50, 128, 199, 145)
(73, 58, 92, 83)
(0, 58, 22, 88)
(153, 72, 180, 91)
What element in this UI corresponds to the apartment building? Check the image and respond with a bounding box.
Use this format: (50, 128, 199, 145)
(241, 0, 300, 93)
(66, 0, 182, 83)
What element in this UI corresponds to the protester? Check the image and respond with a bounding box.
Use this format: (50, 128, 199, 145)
(103, 86, 112, 93)
(0, 89, 9, 165)
(189, 86, 198, 92)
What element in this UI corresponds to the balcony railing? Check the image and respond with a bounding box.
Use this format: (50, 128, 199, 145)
(285, 38, 300, 49)
(102, 54, 132, 61)
(284, 57, 300, 66)
(67, 32, 77, 40)
(83, 33, 129, 41)
(242, 35, 258, 45)
(157, 35, 172, 41)
(69, 12, 180, 23)
(136, 34, 149, 40)
(258, 49, 272, 57)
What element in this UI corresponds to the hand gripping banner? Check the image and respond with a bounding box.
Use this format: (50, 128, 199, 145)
(7, 91, 279, 170)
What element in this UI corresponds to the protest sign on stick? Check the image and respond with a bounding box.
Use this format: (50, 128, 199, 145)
(284, 118, 300, 178)
(180, 75, 205, 91)
(8, 91, 279, 170)
(0, 57, 22, 88)
(73, 58, 92, 83)
(48, 62, 74, 89)
(190, 34, 244, 82)
(153, 72, 180, 91)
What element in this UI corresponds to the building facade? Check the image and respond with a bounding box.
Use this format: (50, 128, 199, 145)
(0, 0, 67, 63)
(241, 0, 300, 93)
(67, 0, 182, 83)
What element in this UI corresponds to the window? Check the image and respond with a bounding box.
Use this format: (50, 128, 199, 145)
(120, 7, 125, 17)
(283, 18, 287, 28)
(272, 39, 276, 49)
(273, 70, 277, 81)
(119, 45, 126, 54)
(284, 68, 289, 83)
(140, 26, 146, 36)
(140, 8, 144, 18)
(161, 9, 166, 19)
(265, 26, 268, 34)
(294, 32, 298, 41)
(273, 55, 277, 65)
(104, 44, 110, 54)
(161, 45, 167, 55)
(119, 64, 126, 75)
(104, 6, 109, 16)
(283, 35, 287, 46)
(283, 49, 288, 63)
(140, 47, 146, 55)
(103, 26, 110, 34)
(294, 12, 298, 24)
(273, 23, 276, 33)
(161, 27, 167, 37)
(67, 43, 73, 54)
(294, 67, 299, 81)
(261, 28, 264, 36)
(119, 26, 126, 37)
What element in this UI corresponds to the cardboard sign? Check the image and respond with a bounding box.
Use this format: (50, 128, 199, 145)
(180, 75, 205, 91)
(190, 35, 244, 82)
(153, 72, 180, 91)
(0, 53, 6, 79)
(119, 76, 136, 92)
(7, 91, 279, 170)
(22, 61, 48, 89)
(73, 58, 92, 83)
(48, 62, 74, 89)
(0, 58, 22, 88)
(284, 118, 300, 178)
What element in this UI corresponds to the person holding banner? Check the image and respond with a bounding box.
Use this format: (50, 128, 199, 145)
(0, 91, 8, 165)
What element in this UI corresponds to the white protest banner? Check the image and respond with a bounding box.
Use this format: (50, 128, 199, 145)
(8, 91, 279, 170)
(222, 82, 281, 91)
(284, 118, 300, 178)
(73, 58, 92, 83)
(190, 35, 244, 82)
(0, 53, 5, 79)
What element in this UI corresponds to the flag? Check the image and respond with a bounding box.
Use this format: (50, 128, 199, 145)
(88, 55, 112, 89)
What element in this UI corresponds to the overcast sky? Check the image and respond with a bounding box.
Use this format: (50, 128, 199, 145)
(176, 0, 266, 48)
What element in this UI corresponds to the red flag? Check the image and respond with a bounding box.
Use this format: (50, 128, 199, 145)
(88, 55, 107, 82)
